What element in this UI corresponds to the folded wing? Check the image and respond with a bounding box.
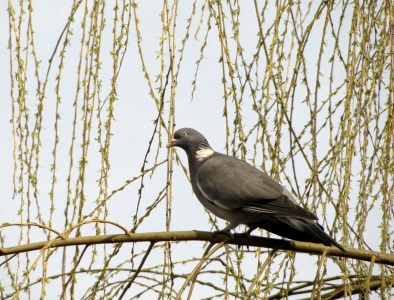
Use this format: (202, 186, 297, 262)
(196, 153, 317, 221)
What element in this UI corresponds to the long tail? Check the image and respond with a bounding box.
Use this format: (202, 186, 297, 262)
(259, 217, 346, 252)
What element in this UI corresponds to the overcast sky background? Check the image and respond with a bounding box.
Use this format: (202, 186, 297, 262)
(0, 1, 388, 299)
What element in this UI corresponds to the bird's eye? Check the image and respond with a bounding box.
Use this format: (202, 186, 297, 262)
(182, 132, 187, 136)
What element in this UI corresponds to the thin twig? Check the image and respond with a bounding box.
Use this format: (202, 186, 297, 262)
(118, 242, 155, 300)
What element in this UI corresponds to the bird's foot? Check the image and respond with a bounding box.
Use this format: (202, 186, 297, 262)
(243, 226, 257, 238)
(212, 223, 238, 239)
(212, 229, 234, 239)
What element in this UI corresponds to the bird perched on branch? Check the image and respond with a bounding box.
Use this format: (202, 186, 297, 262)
(167, 128, 345, 252)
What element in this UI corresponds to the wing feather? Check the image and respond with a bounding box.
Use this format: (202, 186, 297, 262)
(196, 153, 317, 220)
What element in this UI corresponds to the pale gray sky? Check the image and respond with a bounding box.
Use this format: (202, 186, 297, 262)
(0, 1, 387, 299)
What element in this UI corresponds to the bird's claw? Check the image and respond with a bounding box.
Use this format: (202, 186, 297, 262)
(244, 226, 256, 238)
(244, 232, 253, 239)
(212, 230, 234, 239)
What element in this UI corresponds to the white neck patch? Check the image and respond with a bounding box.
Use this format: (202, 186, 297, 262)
(195, 148, 214, 161)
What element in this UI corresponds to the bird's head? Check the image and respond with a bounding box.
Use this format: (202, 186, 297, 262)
(166, 128, 213, 159)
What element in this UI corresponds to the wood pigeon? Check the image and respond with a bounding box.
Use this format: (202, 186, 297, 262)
(167, 128, 346, 251)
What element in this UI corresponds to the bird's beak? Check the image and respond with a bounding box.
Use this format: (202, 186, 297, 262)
(166, 139, 178, 148)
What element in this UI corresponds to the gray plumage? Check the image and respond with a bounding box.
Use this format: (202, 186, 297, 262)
(167, 128, 345, 251)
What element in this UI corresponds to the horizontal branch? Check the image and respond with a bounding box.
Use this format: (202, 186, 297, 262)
(0, 231, 392, 265)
